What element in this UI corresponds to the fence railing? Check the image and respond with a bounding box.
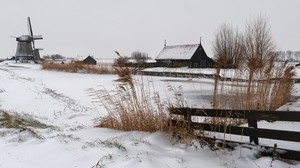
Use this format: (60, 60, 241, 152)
(170, 108, 300, 160)
(141, 70, 300, 83)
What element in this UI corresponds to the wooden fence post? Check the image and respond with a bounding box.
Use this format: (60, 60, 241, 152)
(184, 109, 192, 133)
(248, 117, 259, 145)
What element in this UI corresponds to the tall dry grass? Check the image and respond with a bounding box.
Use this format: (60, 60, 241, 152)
(212, 15, 296, 110)
(90, 55, 170, 132)
(211, 56, 294, 149)
(41, 61, 114, 74)
(213, 60, 295, 110)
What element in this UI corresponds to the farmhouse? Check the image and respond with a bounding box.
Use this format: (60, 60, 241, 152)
(82, 55, 97, 65)
(155, 43, 215, 68)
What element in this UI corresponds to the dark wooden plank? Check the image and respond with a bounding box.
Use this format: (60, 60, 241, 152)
(248, 111, 300, 122)
(254, 128, 300, 142)
(171, 108, 245, 118)
(190, 122, 259, 143)
(171, 120, 300, 142)
(198, 123, 300, 142)
(170, 108, 300, 122)
(200, 136, 300, 161)
(172, 120, 255, 141)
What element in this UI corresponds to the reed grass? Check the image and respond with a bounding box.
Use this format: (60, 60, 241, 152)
(210, 57, 295, 148)
(41, 61, 114, 74)
(213, 59, 295, 110)
(90, 55, 170, 132)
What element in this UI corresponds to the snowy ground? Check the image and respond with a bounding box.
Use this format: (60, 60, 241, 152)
(0, 61, 299, 168)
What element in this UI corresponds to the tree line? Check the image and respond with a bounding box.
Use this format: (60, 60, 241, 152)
(276, 51, 300, 62)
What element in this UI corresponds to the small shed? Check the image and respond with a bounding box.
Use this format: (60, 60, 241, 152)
(82, 56, 97, 65)
(155, 43, 215, 68)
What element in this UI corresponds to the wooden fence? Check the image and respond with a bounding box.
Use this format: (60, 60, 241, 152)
(170, 108, 300, 161)
(141, 71, 214, 78)
(141, 70, 300, 83)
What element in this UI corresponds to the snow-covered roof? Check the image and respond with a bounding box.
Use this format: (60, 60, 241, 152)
(156, 44, 199, 60)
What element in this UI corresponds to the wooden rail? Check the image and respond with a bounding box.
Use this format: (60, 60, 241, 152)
(170, 108, 300, 161)
(141, 70, 300, 83)
(141, 71, 214, 78)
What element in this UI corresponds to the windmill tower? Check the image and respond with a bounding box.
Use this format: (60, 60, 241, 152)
(14, 17, 43, 62)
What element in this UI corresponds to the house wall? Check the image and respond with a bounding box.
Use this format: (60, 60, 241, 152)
(156, 59, 189, 68)
(190, 45, 215, 68)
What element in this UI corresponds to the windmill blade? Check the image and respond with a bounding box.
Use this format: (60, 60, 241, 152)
(32, 39, 36, 50)
(27, 17, 36, 49)
(27, 17, 34, 37)
(32, 35, 43, 40)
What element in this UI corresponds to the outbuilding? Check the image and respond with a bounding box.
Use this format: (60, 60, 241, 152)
(155, 43, 215, 68)
(82, 55, 97, 65)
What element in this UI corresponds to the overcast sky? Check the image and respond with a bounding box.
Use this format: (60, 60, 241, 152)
(1, 0, 299, 59)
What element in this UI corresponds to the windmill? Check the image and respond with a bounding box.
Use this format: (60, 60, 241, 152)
(14, 17, 43, 62)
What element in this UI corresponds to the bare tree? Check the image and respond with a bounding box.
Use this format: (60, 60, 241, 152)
(243, 16, 277, 106)
(243, 15, 276, 70)
(131, 51, 149, 65)
(213, 23, 244, 69)
(212, 23, 243, 108)
(43, 54, 65, 60)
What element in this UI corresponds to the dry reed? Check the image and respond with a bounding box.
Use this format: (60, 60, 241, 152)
(90, 55, 170, 132)
(41, 61, 114, 74)
(210, 52, 295, 149)
(213, 60, 295, 110)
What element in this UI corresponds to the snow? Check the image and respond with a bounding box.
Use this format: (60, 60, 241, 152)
(0, 60, 300, 168)
(156, 44, 199, 60)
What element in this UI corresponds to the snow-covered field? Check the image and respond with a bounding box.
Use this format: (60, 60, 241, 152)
(0, 61, 299, 168)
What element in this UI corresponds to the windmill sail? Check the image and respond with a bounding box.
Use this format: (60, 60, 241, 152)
(27, 17, 34, 38)
(32, 35, 43, 40)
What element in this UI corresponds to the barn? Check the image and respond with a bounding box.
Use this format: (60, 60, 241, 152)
(155, 43, 215, 68)
(82, 55, 97, 65)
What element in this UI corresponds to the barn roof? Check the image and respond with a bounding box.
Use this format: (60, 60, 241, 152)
(83, 55, 96, 61)
(156, 44, 199, 60)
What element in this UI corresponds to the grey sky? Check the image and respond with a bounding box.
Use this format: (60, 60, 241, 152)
(1, 0, 299, 59)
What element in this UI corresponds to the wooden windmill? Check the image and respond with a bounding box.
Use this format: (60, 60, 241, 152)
(14, 17, 43, 62)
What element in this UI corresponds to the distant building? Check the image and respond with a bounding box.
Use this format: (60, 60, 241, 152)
(155, 43, 215, 68)
(82, 55, 97, 65)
